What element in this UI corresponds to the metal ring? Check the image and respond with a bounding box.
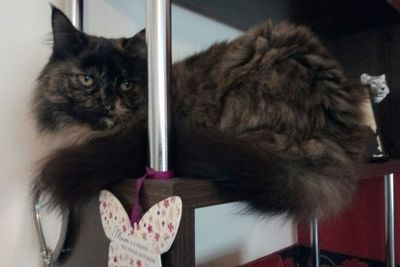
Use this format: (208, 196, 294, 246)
(34, 192, 70, 266)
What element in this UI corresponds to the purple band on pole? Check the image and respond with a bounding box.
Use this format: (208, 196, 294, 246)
(130, 167, 174, 224)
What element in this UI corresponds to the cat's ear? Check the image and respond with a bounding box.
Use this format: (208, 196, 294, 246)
(51, 5, 86, 56)
(381, 74, 386, 80)
(123, 29, 147, 58)
(360, 73, 371, 84)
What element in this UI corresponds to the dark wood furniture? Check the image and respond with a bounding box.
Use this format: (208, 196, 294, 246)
(362, 160, 400, 179)
(55, 178, 235, 267)
(323, 24, 400, 158)
(54, 161, 400, 267)
(173, 0, 400, 38)
(173, 0, 400, 158)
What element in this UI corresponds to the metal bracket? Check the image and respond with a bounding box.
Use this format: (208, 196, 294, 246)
(34, 193, 70, 266)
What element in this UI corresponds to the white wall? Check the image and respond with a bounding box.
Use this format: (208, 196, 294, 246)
(195, 203, 296, 265)
(0, 1, 64, 266)
(0, 1, 296, 266)
(84, 0, 242, 61)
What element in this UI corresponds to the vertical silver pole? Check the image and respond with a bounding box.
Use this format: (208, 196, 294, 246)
(146, 0, 171, 171)
(65, 0, 83, 30)
(385, 173, 396, 267)
(311, 218, 320, 267)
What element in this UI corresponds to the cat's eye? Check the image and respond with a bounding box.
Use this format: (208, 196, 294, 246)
(78, 74, 94, 87)
(120, 81, 133, 91)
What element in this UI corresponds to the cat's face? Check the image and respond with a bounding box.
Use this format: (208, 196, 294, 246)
(34, 7, 147, 133)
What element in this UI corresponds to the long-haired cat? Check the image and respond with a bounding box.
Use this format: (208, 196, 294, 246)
(33, 7, 369, 221)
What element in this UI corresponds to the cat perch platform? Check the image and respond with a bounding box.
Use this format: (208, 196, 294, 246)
(52, 160, 400, 267)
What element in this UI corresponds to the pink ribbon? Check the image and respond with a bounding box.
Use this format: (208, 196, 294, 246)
(130, 167, 174, 224)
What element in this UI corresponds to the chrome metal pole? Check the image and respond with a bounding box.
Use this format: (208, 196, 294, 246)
(385, 173, 396, 267)
(311, 218, 320, 267)
(146, 0, 171, 171)
(65, 0, 83, 30)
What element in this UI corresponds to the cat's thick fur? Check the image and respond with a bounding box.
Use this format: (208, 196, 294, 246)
(33, 7, 369, 220)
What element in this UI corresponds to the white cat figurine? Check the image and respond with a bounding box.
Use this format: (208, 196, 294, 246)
(360, 73, 390, 103)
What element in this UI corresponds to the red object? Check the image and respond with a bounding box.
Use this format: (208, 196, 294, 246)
(339, 258, 369, 267)
(242, 255, 298, 267)
(242, 255, 284, 267)
(244, 161, 400, 266)
(298, 162, 400, 262)
(282, 258, 297, 267)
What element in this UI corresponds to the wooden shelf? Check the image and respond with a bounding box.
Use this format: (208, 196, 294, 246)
(112, 178, 235, 211)
(55, 160, 400, 267)
(111, 159, 400, 212)
(362, 160, 400, 179)
(110, 179, 238, 267)
(173, 0, 400, 38)
(55, 179, 237, 267)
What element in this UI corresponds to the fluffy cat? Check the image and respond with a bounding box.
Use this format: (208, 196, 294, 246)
(33, 7, 369, 220)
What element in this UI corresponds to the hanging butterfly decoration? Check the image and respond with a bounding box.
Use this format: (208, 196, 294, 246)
(99, 190, 182, 267)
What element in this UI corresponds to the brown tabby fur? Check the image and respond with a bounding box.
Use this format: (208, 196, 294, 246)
(33, 7, 369, 221)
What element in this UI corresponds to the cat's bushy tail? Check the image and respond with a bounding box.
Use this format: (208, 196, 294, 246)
(33, 127, 148, 212)
(34, 125, 361, 219)
(173, 128, 360, 219)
